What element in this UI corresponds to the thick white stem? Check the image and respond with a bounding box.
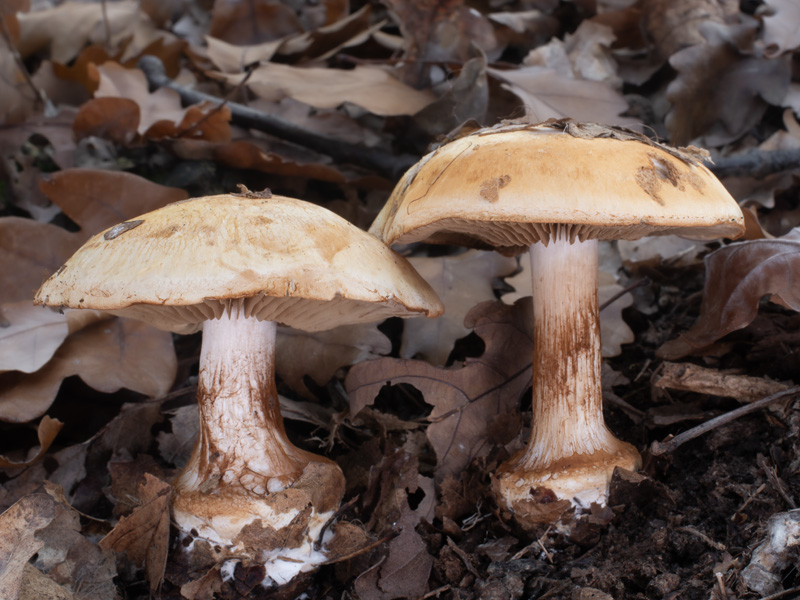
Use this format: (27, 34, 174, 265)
(519, 236, 621, 470)
(494, 235, 641, 516)
(175, 308, 311, 496)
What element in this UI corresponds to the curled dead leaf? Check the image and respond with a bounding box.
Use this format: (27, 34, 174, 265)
(658, 228, 800, 359)
(0, 416, 63, 468)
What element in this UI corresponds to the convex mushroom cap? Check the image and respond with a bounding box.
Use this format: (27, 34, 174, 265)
(369, 119, 745, 527)
(35, 192, 443, 583)
(370, 120, 744, 251)
(38, 193, 443, 333)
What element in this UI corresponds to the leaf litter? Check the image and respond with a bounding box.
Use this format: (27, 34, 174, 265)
(2, 0, 800, 598)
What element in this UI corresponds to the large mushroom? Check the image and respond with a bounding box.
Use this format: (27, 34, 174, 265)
(34, 191, 443, 582)
(369, 120, 745, 525)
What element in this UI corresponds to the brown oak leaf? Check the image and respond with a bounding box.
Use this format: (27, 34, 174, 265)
(346, 299, 532, 481)
(99, 474, 171, 592)
(658, 228, 800, 359)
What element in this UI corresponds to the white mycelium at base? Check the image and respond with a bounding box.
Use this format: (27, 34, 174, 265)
(495, 235, 641, 514)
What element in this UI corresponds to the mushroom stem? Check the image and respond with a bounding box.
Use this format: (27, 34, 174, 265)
(496, 235, 640, 512)
(176, 308, 313, 497)
(172, 306, 344, 548)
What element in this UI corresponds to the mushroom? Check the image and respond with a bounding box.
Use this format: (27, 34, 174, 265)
(368, 120, 745, 524)
(34, 192, 443, 581)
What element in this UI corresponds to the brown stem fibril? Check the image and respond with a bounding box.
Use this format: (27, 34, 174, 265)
(649, 386, 800, 456)
(137, 56, 416, 180)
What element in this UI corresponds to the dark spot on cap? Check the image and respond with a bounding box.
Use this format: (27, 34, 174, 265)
(479, 174, 511, 202)
(104, 220, 144, 240)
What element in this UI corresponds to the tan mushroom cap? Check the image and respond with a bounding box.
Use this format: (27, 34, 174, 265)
(369, 122, 745, 254)
(35, 193, 444, 334)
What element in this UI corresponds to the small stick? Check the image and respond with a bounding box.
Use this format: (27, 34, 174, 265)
(137, 56, 416, 179)
(715, 571, 728, 600)
(706, 148, 800, 179)
(650, 386, 800, 456)
(599, 277, 649, 312)
(676, 526, 726, 551)
(732, 482, 766, 520)
(760, 586, 800, 600)
(321, 531, 395, 565)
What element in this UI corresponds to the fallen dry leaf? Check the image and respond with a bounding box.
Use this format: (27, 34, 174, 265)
(208, 0, 303, 45)
(382, 0, 498, 88)
(524, 20, 620, 88)
(208, 138, 349, 183)
(0, 218, 81, 305)
(641, 0, 739, 60)
(99, 474, 171, 591)
(33, 484, 118, 600)
(0, 493, 56, 599)
(762, 0, 800, 57)
(0, 318, 176, 422)
(402, 251, 516, 365)
(215, 62, 435, 116)
(658, 229, 800, 359)
(95, 63, 232, 141)
(39, 168, 188, 239)
(276, 323, 391, 398)
(0, 33, 34, 124)
(277, 4, 377, 63)
(205, 35, 283, 73)
(0, 302, 69, 374)
(355, 438, 435, 600)
(487, 66, 639, 128)
(347, 299, 533, 481)
(0, 111, 78, 220)
(17, 1, 169, 64)
(0, 415, 63, 468)
(665, 22, 791, 145)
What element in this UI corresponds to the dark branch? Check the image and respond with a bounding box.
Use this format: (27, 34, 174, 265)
(137, 55, 417, 180)
(706, 148, 800, 179)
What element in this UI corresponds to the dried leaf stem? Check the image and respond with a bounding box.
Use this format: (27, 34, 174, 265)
(650, 386, 800, 456)
(137, 56, 415, 179)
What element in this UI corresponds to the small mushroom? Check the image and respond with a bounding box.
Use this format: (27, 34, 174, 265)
(369, 120, 745, 525)
(34, 193, 443, 581)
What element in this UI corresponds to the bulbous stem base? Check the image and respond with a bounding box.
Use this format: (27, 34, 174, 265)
(172, 308, 345, 579)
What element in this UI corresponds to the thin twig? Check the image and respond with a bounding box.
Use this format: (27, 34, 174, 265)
(650, 386, 800, 456)
(675, 526, 726, 551)
(314, 495, 359, 551)
(422, 585, 452, 599)
(732, 482, 766, 521)
(599, 277, 649, 312)
(137, 55, 415, 179)
(321, 531, 395, 565)
(759, 586, 800, 600)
